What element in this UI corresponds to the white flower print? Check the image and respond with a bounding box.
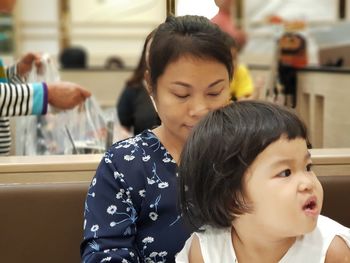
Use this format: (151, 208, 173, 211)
(107, 205, 117, 215)
(91, 224, 99, 238)
(116, 192, 123, 199)
(124, 155, 135, 161)
(92, 178, 97, 186)
(130, 252, 135, 257)
(139, 189, 146, 197)
(149, 212, 158, 221)
(101, 256, 112, 262)
(104, 157, 112, 164)
(121, 259, 128, 263)
(142, 155, 151, 162)
(162, 157, 171, 163)
(147, 178, 156, 185)
(114, 171, 124, 180)
(87, 192, 95, 198)
(158, 182, 168, 189)
(84, 219, 87, 230)
(142, 142, 148, 146)
(88, 240, 100, 251)
(149, 252, 158, 257)
(142, 237, 154, 244)
(159, 251, 167, 257)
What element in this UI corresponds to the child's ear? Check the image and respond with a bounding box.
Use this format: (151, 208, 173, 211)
(144, 69, 153, 95)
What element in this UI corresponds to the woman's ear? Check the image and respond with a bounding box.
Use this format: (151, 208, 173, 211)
(144, 69, 153, 95)
(144, 69, 158, 113)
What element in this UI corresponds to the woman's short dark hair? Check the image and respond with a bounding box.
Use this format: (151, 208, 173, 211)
(148, 15, 233, 93)
(126, 29, 156, 87)
(179, 100, 310, 229)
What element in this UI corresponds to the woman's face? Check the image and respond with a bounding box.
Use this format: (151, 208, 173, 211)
(152, 55, 231, 147)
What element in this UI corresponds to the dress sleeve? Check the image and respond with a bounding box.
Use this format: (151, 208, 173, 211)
(81, 151, 142, 262)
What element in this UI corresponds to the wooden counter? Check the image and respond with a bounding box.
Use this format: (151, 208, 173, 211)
(0, 154, 101, 184)
(1, 148, 350, 184)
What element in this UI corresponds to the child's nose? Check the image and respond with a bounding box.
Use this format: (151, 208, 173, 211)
(297, 173, 314, 192)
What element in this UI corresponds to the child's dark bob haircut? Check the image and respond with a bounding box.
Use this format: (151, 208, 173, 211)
(179, 100, 310, 229)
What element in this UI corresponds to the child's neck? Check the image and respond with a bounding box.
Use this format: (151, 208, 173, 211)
(231, 221, 296, 263)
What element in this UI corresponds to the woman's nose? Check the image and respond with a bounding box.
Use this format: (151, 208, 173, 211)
(188, 97, 209, 118)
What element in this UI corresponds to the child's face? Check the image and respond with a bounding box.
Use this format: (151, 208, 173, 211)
(240, 137, 323, 238)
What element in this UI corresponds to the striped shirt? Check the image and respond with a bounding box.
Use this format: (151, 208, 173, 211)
(0, 59, 48, 155)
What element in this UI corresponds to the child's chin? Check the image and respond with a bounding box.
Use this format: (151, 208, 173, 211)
(301, 215, 319, 234)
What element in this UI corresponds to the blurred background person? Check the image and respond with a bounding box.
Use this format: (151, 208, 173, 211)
(117, 30, 160, 136)
(0, 0, 91, 155)
(211, 0, 247, 50)
(225, 35, 256, 100)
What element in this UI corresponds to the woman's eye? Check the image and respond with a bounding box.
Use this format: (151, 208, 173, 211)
(207, 88, 223, 97)
(278, 169, 292, 177)
(207, 92, 220, 97)
(306, 163, 313, 172)
(174, 94, 189, 99)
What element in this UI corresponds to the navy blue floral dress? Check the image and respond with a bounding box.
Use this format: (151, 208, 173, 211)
(81, 130, 191, 263)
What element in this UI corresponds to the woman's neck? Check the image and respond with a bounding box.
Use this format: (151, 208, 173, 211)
(231, 221, 296, 263)
(152, 126, 184, 163)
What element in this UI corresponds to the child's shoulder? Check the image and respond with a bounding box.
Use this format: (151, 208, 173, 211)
(285, 215, 350, 262)
(317, 215, 350, 239)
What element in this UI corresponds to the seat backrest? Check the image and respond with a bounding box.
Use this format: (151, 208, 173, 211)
(0, 181, 90, 263)
(318, 175, 350, 228)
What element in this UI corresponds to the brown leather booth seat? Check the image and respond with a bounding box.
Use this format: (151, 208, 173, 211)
(0, 182, 89, 263)
(318, 176, 350, 228)
(0, 176, 348, 263)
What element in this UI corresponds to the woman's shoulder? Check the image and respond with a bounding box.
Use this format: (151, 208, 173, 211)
(107, 130, 173, 164)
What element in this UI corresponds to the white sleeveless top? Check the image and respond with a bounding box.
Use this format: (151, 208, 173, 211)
(176, 215, 350, 263)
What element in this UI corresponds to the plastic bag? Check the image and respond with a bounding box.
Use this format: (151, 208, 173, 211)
(16, 54, 110, 155)
(16, 53, 61, 155)
(64, 97, 107, 154)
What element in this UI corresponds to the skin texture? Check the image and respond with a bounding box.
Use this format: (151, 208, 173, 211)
(232, 137, 323, 262)
(147, 55, 231, 162)
(17, 53, 43, 77)
(188, 137, 327, 262)
(325, 235, 350, 263)
(47, 82, 91, 109)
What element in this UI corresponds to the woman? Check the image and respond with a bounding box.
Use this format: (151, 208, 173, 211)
(81, 15, 233, 262)
(117, 31, 160, 135)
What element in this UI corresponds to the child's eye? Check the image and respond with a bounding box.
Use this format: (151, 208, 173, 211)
(306, 163, 313, 172)
(277, 169, 291, 177)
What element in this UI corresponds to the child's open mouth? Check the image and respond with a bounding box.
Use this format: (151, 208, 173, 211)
(302, 196, 319, 217)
